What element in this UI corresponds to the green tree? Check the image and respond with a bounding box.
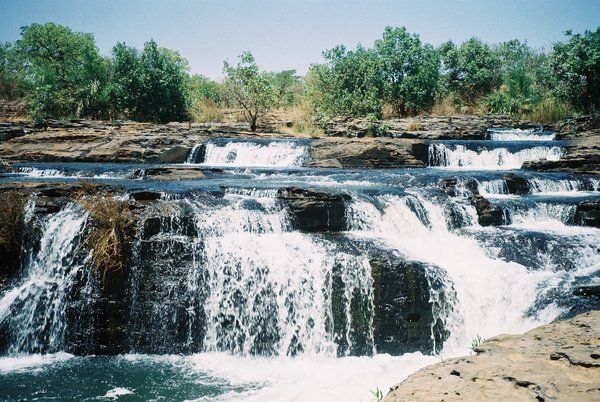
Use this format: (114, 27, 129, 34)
(188, 74, 222, 105)
(223, 51, 274, 131)
(0, 42, 27, 100)
(312, 45, 383, 119)
(551, 28, 600, 112)
(16, 23, 110, 119)
(111, 39, 190, 122)
(439, 38, 501, 105)
(268, 69, 303, 108)
(374, 26, 440, 116)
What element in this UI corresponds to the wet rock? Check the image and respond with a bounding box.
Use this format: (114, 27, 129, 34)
(470, 195, 509, 226)
(310, 138, 426, 168)
(144, 167, 206, 181)
(384, 311, 600, 402)
(502, 173, 530, 195)
(158, 145, 190, 163)
(573, 286, 600, 299)
(277, 187, 350, 232)
(131, 191, 162, 201)
(369, 257, 448, 356)
(441, 177, 478, 197)
(574, 200, 600, 228)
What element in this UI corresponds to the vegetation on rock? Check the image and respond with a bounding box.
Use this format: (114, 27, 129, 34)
(80, 195, 135, 280)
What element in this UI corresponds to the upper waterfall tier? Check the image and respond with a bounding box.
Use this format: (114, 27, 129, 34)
(186, 138, 311, 167)
(428, 140, 566, 170)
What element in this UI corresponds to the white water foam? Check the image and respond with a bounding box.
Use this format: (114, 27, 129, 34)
(428, 143, 565, 170)
(346, 194, 555, 355)
(0, 203, 89, 353)
(200, 140, 309, 167)
(487, 128, 555, 141)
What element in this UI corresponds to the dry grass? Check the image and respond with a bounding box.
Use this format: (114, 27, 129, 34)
(80, 195, 135, 279)
(406, 119, 421, 131)
(189, 100, 224, 123)
(431, 97, 462, 116)
(523, 97, 574, 124)
(0, 191, 25, 258)
(71, 180, 99, 201)
(273, 104, 325, 137)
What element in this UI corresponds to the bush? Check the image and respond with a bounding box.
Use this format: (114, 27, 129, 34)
(524, 96, 574, 124)
(80, 196, 135, 279)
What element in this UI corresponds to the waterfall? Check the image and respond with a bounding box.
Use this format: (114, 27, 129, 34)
(428, 142, 565, 170)
(345, 193, 556, 355)
(487, 127, 556, 141)
(190, 139, 310, 167)
(0, 203, 91, 354)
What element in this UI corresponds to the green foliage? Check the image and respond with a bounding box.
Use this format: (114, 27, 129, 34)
(439, 38, 501, 105)
(470, 334, 485, 355)
(188, 74, 222, 106)
(223, 51, 275, 131)
(268, 69, 303, 108)
(551, 28, 600, 112)
(370, 387, 384, 401)
(309, 45, 383, 119)
(374, 26, 440, 116)
(0, 42, 27, 100)
(16, 23, 110, 119)
(111, 40, 190, 122)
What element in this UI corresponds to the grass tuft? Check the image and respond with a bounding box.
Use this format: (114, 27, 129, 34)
(189, 100, 224, 123)
(406, 119, 421, 131)
(80, 195, 135, 279)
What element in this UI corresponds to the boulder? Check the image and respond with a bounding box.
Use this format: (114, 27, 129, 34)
(470, 195, 509, 226)
(384, 311, 600, 402)
(574, 200, 600, 228)
(502, 173, 530, 195)
(277, 187, 350, 232)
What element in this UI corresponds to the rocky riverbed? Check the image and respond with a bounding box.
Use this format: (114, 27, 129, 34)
(383, 310, 600, 401)
(0, 114, 598, 173)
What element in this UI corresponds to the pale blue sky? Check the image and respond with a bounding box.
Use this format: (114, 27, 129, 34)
(2, 0, 599, 80)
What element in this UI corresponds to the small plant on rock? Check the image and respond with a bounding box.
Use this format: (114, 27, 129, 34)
(80, 195, 135, 280)
(470, 334, 485, 355)
(370, 387, 384, 401)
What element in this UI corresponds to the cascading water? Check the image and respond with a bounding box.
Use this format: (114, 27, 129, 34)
(487, 127, 556, 141)
(187, 138, 310, 167)
(428, 142, 565, 169)
(1, 131, 600, 401)
(0, 203, 91, 354)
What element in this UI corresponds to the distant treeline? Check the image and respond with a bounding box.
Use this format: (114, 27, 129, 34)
(0, 23, 599, 128)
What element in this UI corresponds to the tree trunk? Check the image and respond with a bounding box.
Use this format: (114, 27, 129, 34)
(250, 115, 257, 132)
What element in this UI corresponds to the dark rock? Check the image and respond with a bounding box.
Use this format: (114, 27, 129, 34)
(369, 257, 449, 356)
(503, 173, 530, 195)
(574, 200, 600, 228)
(573, 286, 600, 299)
(470, 195, 509, 226)
(131, 191, 162, 201)
(277, 187, 350, 232)
(441, 177, 478, 197)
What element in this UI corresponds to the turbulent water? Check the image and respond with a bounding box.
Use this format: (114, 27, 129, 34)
(1, 129, 599, 401)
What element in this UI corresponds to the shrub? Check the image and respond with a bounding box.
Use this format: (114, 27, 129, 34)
(80, 195, 135, 279)
(524, 96, 574, 124)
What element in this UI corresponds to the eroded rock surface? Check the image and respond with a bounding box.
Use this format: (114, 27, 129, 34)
(384, 310, 600, 402)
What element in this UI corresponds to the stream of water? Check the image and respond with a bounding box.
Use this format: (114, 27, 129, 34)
(0, 128, 599, 401)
